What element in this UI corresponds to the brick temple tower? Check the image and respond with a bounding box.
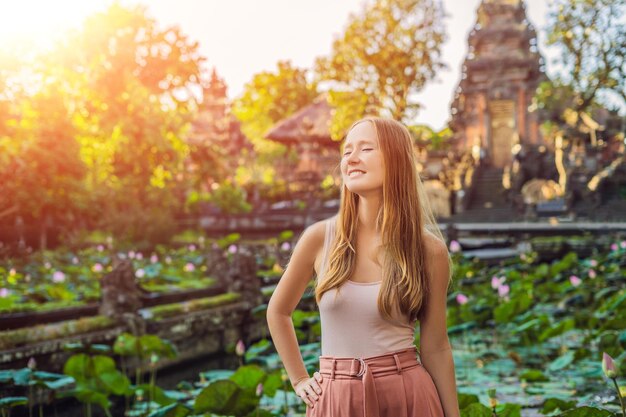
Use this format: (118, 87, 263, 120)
(191, 68, 230, 146)
(449, 0, 547, 168)
(188, 68, 252, 158)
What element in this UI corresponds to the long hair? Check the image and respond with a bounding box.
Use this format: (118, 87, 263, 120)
(314, 117, 453, 324)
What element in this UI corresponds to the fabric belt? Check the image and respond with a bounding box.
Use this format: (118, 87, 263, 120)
(317, 346, 422, 417)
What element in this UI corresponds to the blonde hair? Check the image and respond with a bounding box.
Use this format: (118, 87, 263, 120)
(314, 117, 453, 324)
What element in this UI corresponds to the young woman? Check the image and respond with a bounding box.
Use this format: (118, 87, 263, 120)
(267, 117, 461, 417)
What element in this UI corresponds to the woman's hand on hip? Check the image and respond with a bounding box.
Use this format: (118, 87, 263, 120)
(294, 371, 323, 408)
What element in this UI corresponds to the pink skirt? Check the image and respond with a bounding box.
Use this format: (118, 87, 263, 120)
(305, 346, 444, 417)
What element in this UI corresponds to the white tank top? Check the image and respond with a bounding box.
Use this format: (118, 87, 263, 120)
(317, 216, 417, 358)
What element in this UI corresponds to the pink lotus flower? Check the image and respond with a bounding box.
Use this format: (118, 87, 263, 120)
(569, 275, 581, 287)
(256, 382, 263, 396)
(150, 254, 158, 263)
(27, 357, 36, 370)
(228, 244, 238, 254)
(588, 269, 597, 279)
(97, 245, 104, 252)
(188, 244, 197, 251)
(72, 257, 79, 265)
(449, 240, 461, 253)
(281, 241, 291, 251)
(456, 293, 469, 305)
(9, 268, 16, 276)
(0, 288, 9, 298)
(52, 271, 66, 283)
(611, 243, 618, 251)
(136, 252, 143, 260)
(498, 284, 510, 297)
(184, 263, 195, 272)
(135, 268, 145, 278)
(590, 259, 598, 267)
(235, 339, 245, 356)
(128, 251, 136, 259)
(491, 276, 506, 289)
(491, 276, 499, 289)
(92, 263, 103, 273)
(621, 240, 626, 249)
(602, 352, 618, 378)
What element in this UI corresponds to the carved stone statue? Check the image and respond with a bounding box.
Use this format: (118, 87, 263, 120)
(205, 244, 262, 308)
(226, 246, 262, 308)
(509, 144, 559, 194)
(99, 259, 146, 335)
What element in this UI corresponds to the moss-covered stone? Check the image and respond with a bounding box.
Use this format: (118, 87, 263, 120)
(0, 300, 88, 315)
(0, 315, 117, 350)
(145, 292, 242, 321)
(142, 277, 216, 292)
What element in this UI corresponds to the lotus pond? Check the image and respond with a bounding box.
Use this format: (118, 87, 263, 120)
(0, 232, 292, 315)
(1, 237, 625, 417)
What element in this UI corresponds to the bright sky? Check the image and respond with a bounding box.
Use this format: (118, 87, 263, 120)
(0, 0, 571, 130)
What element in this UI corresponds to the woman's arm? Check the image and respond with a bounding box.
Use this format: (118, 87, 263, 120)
(419, 236, 461, 417)
(266, 220, 325, 388)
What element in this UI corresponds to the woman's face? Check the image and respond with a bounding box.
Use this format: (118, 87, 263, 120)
(340, 121, 384, 194)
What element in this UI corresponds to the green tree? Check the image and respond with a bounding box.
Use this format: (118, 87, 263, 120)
(408, 124, 453, 152)
(0, 2, 206, 246)
(314, 0, 447, 130)
(231, 61, 318, 202)
(231, 60, 318, 162)
(0, 44, 24, 139)
(59, 2, 205, 243)
(545, 0, 625, 114)
(0, 78, 88, 249)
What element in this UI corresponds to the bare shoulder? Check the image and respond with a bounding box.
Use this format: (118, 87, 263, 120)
(266, 216, 333, 316)
(299, 217, 327, 255)
(305, 215, 336, 240)
(421, 228, 452, 294)
(304, 215, 336, 273)
(422, 228, 449, 263)
(422, 228, 447, 254)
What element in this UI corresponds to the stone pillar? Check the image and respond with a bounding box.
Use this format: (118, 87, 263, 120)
(99, 259, 146, 335)
(226, 246, 262, 308)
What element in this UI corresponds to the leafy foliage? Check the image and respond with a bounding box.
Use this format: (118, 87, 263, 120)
(545, 0, 625, 113)
(314, 0, 447, 130)
(0, 3, 205, 244)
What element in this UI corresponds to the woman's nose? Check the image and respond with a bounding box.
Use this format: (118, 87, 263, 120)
(346, 150, 361, 163)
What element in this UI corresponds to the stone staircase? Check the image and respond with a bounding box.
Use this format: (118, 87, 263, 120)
(467, 166, 508, 209)
(448, 166, 516, 223)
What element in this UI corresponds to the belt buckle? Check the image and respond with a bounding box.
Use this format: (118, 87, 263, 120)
(356, 358, 366, 377)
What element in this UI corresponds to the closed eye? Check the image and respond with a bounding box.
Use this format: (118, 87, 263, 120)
(343, 148, 373, 156)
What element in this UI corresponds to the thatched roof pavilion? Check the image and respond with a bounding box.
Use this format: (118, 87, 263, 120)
(264, 93, 338, 148)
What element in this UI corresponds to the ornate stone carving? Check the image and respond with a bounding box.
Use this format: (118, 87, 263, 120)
(207, 245, 263, 308)
(450, 0, 546, 163)
(99, 259, 146, 335)
(225, 246, 263, 309)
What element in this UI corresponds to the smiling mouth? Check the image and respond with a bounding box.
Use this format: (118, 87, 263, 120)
(348, 170, 366, 178)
